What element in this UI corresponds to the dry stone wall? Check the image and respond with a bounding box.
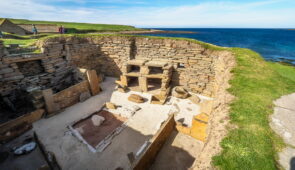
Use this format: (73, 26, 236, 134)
(0, 40, 80, 96)
(40, 36, 227, 97)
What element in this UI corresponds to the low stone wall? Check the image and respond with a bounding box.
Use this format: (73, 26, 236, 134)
(39, 36, 228, 97)
(53, 80, 90, 109)
(42, 70, 100, 116)
(0, 40, 83, 124)
(0, 109, 45, 142)
(132, 114, 175, 170)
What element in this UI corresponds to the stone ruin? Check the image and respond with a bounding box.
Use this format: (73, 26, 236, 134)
(0, 35, 235, 170)
(119, 59, 173, 104)
(0, 41, 82, 123)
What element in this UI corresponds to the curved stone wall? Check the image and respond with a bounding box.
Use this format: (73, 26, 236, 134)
(39, 36, 233, 97)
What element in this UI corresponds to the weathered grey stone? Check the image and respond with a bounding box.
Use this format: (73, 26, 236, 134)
(172, 86, 190, 99)
(0, 67, 14, 74)
(79, 91, 91, 102)
(91, 115, 105, 126)
(189, 95, 201, 104)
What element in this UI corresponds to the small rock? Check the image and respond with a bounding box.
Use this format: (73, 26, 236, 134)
(91, 115, 105, 126)
(128, 94, 145, 103)
(118, 87, 128, 93)
(189, 95, 201, 104)
(116, 83, 128, 93)
(172, 86, 190, 99)
(130, 105, 141, 112)
(106, 102, 117, 109)
(14, 142, 37, 155)
(79, 91, 91, 102)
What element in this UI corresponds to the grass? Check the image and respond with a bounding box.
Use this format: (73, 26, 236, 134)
(213, 48, 295, 170)
(2, 38, 37, 46)
(7, 18, 142, 33)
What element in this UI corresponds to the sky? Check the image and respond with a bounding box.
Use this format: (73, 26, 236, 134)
(1, 0, 295, 28)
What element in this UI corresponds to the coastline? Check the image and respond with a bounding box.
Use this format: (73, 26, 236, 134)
(91, 29, 197, 34)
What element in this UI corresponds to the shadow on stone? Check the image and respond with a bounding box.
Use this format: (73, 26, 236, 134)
(291, 157, 295, 170)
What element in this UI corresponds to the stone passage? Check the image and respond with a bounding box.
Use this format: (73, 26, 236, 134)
(0, 40, 82, 123)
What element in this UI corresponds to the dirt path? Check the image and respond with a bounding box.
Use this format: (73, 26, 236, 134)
(270, 93, 295, 170)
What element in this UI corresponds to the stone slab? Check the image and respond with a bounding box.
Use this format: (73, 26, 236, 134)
(86, 70, 100, 96)
(270, 93, 295, 170)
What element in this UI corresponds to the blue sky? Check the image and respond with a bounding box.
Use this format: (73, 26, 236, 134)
(1, 0, 295, 28)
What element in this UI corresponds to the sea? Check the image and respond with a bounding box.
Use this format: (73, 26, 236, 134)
(140, 28, 295, 65)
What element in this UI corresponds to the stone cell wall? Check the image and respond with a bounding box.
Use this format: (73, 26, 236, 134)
(0, 42, 80, 96)
(53, 80, 90, 110)
(16, 60, 44, 76)
(39, 36, 232, 97)
(64, 36, 132, 77)
(134, 38, 215, 96)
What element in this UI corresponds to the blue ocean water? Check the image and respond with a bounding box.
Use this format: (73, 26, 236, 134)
(141, 28, 295, 65)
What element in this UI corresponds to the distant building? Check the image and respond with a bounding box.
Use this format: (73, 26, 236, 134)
(0, 18, 60, 35)
(18, 24, 59, 33)
(0, 18, 29, 35)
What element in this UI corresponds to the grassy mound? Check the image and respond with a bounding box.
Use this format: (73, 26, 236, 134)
(6, 18, 142, 33)
(213, 48, 295, 169)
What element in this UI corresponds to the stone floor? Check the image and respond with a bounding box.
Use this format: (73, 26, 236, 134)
(150, 130, 204, 170)
(33, 77, 190, 170)
(270, 93, 295, 170)
(0, 130, 48, 170)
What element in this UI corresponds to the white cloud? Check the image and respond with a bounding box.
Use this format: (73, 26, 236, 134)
(0, 0, 294, 28)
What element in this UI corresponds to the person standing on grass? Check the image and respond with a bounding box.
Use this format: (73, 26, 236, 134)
(32, 24, 38, 35)
(58, 25, 62, 34)
(0, 31, 3, 38)
(62, 26, 66, 34)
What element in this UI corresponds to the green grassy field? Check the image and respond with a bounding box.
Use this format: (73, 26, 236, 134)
(8, 18, 142, 33)
(213, 48, 295, 170)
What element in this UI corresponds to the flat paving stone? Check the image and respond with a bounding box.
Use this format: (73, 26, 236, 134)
(270, 93, 295, 170)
